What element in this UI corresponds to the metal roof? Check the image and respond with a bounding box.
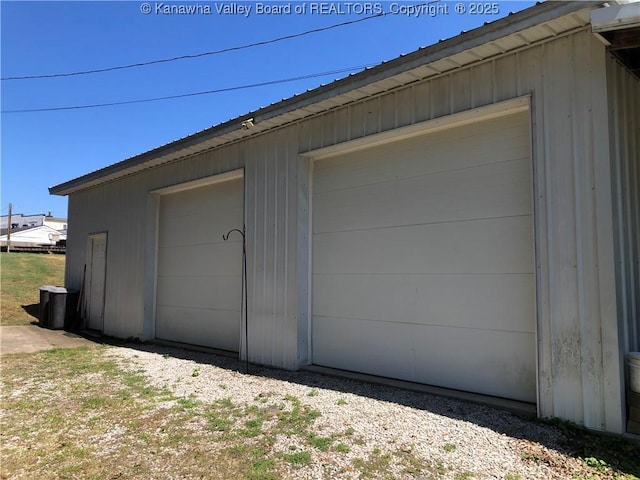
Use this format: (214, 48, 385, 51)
(50, 1, 602, 196)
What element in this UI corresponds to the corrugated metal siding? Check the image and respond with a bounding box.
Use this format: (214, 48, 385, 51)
(244, 129, 302, 369)
(608, 57, 640, 359)
(65, 27, 626, 431)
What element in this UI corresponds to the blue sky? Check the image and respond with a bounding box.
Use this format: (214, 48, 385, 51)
(1, 0, 536, 219)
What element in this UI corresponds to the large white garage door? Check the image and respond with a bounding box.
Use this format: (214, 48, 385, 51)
(312, 112, 536, 402)
(156, 177, 243, 352)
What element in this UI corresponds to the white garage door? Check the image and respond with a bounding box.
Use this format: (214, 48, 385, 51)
(312, 112, 536, 402)
(156, 177, 244, 352)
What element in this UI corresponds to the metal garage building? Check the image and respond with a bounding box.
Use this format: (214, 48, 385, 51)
(51, 1, 639, 434)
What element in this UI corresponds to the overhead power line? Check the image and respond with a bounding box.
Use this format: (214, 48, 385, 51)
(1, 64, 375, 113)
(1, 14, 385, 81)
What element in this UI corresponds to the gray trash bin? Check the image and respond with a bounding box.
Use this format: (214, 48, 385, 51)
(48, 287, 80, 330)
(39, 285, 56, 328)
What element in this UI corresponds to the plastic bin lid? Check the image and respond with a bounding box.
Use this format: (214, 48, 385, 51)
(49, 287, 68, 293)
(39, 285, 56, 291)
(629, 352, 640, 361)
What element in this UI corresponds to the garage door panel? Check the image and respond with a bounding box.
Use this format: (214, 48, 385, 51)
(313, 274, 534, 333)
(157, 275, 242, 311)
(314, 158, 532, 234)
(313, 216, 533, 275)
(158, 242, 242, 277)
(312, 315, 536, 402)
(156, 305, 239, 351)
(158, 207, 244, 247)
(161, 179, 243, 216)
(314, 114, 530, 194)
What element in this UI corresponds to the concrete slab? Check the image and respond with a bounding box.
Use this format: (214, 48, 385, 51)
(0, 325, 96, 355)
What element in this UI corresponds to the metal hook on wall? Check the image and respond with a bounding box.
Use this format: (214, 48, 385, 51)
(223, 226, 249, 374)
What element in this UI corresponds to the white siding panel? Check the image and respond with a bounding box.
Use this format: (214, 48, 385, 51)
(156, 275, 240, 311)
(313, 113, 530, 194)
(157, 243, 241, 276)
(313, 316, 536, 402)
(314, 274, 534, 332)
(314, 217, 533, 275)
(314, 159, 532, 234)
(524, 33, 623, 432)
(156, 306, 239, 350)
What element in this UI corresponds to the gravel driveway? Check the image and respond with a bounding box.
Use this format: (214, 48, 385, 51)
(106, 343, 618, 479)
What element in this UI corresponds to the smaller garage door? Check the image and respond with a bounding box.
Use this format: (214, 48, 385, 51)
(156, 177, 244, 351)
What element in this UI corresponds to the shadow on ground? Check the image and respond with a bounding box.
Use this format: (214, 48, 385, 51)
(101, 339, 639, 478)
(21, 303, 40, 321)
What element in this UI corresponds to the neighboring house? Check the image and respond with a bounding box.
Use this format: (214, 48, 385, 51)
(50, 1, 639, 435)
(43, 217, 68, 232)
(0, 212, 67, 232)
(0, 225, 66, 247)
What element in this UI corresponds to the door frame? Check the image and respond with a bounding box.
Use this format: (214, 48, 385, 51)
(301, 96, 537, 402)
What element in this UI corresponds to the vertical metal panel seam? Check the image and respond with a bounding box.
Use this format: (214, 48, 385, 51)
(449, 73, 454, 114)
(540, 40, 559, 417)
(283, 139, 290, 367)
(272, 140, 279, 365)
(262, 144, 269, 365)
(251, 155, 259, 363)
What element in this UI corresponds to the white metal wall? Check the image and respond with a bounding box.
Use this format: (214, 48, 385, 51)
(65, 27, 626, 431)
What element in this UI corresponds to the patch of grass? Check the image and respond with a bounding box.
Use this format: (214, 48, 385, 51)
(505, 473, 522, 480)
(206, 410, 234, 433)
(454, 472, 474, 480)
(275, 395, 321, 434)
(1, 346, 208, 479)
(281, 450, 312, 466)
(394, 448, 426, 476)
(83, 396, 111, 409)
(336, 397, 348, 405)
(0, 252, 65, 326)
(239, 417, 264, 438)
(307, 433, 333, 452)
(425, 461, 448, 478)
(307, 388, 319, 397)
(545, 417, 640, 477)
(521, 452, 540, 462)
(227, 445, 277, 480)
(444, 443, 456, 453)
(335, 442, 350, 454)
(176, 397, 201, 409)
(582, 456, 609, 474)
(353, 448, 394, 479)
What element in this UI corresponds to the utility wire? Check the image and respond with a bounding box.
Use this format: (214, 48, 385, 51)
(1, 14, 385, 81)
(1, 64, 375, 113)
